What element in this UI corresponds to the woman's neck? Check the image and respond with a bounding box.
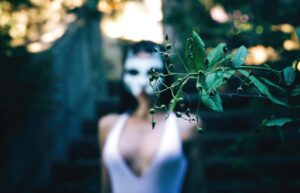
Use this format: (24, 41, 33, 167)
(132, 94, 151, 119)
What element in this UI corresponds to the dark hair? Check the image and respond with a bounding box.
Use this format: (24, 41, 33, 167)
(121, 41, 162, 65)
(118, 40, 172, 113)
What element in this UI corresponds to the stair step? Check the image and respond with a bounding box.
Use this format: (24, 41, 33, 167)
(40, 180, 98, 193)
(204, 155, 300, 180)
(68, 138, 99, 161)
(199, 109, 268, 132)
(206, 179, 300, 193)
(82, 109, 270, 137)
(202, 132, 300, 156)
(51, 160, 100, 183)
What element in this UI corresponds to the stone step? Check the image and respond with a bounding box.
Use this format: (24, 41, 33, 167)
(199, 109, 269, 133)
(68, 137, 100, 161)
(68, 131, 300, 161)
(82, 109, 267, 137)
(204, 155, 300, 180)
(52, 155, 300, 183)
(205, 179, 300, 193)
(51, 160, 100, 183)
(39, 180, 98, 193)
(202, 132, 300, 156)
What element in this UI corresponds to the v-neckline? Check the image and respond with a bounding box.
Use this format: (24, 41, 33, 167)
(117, 114, 171, 180)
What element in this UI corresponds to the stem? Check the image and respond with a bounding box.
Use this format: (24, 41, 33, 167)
(169, 77, 191, 112)
(158, 79, 170, 89)
(231, 73, 248, 84)
(220, 93, 268, 99)
(160, 72, 188, 77)
(228, 66, 280, 72)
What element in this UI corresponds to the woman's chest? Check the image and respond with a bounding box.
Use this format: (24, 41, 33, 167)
(119, 123, 163, 162)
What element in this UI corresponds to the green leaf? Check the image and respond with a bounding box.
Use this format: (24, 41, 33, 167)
(223, 70, 236, 79)
(205, 70, 235, 91)
(218, 53, 234, 65)
(283, 66, 296, 86)
(291, 84, 300, 96)
(233, 46, 248, 67)
(199, 89, 223, 112)
(206, 73, 223, 91)
(265, 117, 293, 127)
(207, 43, 226, 68)
(185, 31, 207, 72)
(239, 70, 289, 107)
(260, 78, 287, 94)
(191, 31, 206, 70)
(296, 27, 300, 43)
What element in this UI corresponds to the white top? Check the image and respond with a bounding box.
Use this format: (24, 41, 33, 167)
(103, 113, 188, 193)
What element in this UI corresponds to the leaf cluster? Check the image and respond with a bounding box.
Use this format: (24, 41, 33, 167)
(150, 30, 299, 129)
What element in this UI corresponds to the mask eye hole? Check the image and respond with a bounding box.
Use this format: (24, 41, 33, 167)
(126, 69, 139, 75)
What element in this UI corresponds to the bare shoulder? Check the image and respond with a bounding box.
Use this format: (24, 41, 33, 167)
(176, 114, 203, 142)
(98, 114, 120, 146)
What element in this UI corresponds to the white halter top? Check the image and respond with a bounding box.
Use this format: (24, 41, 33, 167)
(103, 113, 188, 193)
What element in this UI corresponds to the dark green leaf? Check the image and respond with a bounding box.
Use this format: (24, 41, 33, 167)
(283, 66, 296, 86)
(207, 43, 226, 68)
(291, 84, 300, 96)
(233, 46, 248, 67)
(239, 70, 289, 107)
(260, 77, 287, 94)
(205, 70, 235, 91)
(199, 88, 223, 112)
(191, 31, 206, 70)
(218, 54, 234, 65)
(185, 31, 207, 72)
(265, 117, 293, 127)
(223, 70, 236, 79)
(206, 72, 222, 91)
(296, 27, 300, 43)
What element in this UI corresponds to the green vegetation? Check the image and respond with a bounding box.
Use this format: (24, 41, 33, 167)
(150, 30, 299, 129)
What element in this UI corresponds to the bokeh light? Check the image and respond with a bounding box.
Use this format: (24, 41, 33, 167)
(99, 0, 163, 43)
(0, 0, 84, 53)
(245, 45, 279, 65)
(209, 5, 229, 23)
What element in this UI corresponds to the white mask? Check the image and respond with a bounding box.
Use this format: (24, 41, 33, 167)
(123, 56, 164, 97)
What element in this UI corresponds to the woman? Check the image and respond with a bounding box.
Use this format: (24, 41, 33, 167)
(98, 41, 204, 193)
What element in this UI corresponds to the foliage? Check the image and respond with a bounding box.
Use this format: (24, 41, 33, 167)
(163, 0, 300, 69)
(149, 30, 299, 129)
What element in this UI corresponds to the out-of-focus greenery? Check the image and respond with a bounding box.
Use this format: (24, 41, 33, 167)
(163, 0, 300, 67)
(0, 0, 95, 132)
(151, 31, 299, 130)
(160, 0, 300, 130)
(0, 0, 86, 51)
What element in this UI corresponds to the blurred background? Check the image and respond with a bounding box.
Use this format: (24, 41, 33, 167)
(0, 0, 300, 193)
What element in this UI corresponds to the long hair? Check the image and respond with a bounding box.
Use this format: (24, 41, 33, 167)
(118, 41, 172, 113)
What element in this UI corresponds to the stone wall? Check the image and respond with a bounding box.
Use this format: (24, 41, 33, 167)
(0, 13, 107, 193)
